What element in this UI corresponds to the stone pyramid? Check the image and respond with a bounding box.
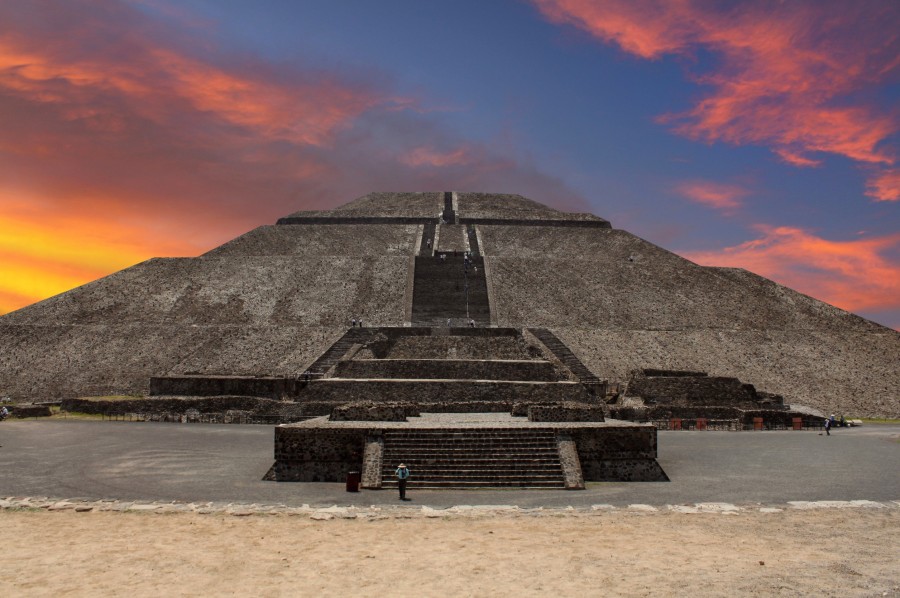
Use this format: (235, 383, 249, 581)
(1, 191, 897, 417)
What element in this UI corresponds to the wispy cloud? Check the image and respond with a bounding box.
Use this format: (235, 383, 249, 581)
(533, 0, 900, 184)
(682, 225, 900, 315)
(673, 179, 748, 212)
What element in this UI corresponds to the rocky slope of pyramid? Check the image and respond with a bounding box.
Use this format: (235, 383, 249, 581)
(0, 191, 896, 417)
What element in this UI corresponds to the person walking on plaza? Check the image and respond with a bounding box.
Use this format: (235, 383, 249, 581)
(396, 463, 410, 500)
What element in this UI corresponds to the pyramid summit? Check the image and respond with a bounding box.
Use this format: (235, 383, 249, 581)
(0, 190, 897, 419)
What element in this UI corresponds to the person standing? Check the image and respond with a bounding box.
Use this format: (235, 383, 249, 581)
(396, 463, 410, 500)
(824, 417, 831, 436)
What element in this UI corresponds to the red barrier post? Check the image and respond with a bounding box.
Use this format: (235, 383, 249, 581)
(753, 417, 764, 430)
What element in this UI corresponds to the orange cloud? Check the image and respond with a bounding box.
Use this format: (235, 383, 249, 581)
(0, 191, 205, 314)
(865, 169, 900, 202)
(533, 0, 900, 172)
(674, 180, 748, 212)
(682, 226, 900, 314)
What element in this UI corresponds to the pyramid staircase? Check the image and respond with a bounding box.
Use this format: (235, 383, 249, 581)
(529, 328, 604, 391)
(411, 255, 490, 326)
(380, 429, 565, 489)
(419, 221, 436, 255)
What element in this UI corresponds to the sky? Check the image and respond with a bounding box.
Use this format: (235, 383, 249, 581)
(1, 0, 899, 329)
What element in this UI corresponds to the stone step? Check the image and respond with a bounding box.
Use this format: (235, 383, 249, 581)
(382, 467, 562, 475)
(380, 425, 566, 488)
(384, 441, 558, 446)
(383, 453, 560, 460)
(383, 480, 565, 488)
(383, 433, 558, 440)
(384, 444, 558, 459)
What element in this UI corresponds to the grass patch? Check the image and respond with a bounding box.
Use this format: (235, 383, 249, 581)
(49, 407, 105, 420)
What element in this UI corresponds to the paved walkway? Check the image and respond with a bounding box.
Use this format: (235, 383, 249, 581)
(0, 420, 897, 508)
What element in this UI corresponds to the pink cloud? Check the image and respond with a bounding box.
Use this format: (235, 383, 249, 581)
(682, 226, 900, 314)
(674, 180, 748, 212)
(401, 146, 476, 167)
(866, 169, 900, 202)
(533, 0, 900, 173)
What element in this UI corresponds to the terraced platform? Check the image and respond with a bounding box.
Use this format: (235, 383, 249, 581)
(272, 413, 667, 488)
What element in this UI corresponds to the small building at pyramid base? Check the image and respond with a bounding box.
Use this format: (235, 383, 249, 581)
(262, 326, 667, 489)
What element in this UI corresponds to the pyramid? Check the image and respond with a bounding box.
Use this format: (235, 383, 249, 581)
(1, 191, 897, 419)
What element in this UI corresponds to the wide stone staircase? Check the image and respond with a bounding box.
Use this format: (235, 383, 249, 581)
(380, 429, 566, 489)
(411, 255, 490, 326)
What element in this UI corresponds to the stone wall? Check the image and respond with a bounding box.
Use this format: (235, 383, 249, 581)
(333, 359, 560, 381)
(61, 396, 305, 417)
(150, 376, 304, 399)
(303, 379, 591, 404)
(528, 403, 605, 422)
(8, 404, 52, 418)
(569, 426, 668, 482)
(359, 327, 535, 360)
(626, 373, 763, 406)
(329, 402, 419, 421)
(272, 426, 367, 482)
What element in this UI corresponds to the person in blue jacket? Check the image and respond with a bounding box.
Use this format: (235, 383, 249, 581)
(396, 463, 410, 500)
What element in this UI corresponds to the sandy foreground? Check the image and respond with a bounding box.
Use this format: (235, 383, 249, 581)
(1, 508, 898, 597)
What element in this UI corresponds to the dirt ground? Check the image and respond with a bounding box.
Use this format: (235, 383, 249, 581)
(1, 508, 897, 597)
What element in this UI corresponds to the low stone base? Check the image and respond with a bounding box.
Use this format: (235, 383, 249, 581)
(269, 415, 666, 486)
(581, 459, 669, 482)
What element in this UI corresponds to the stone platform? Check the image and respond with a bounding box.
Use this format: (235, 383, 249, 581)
(270, 413, 668, 489)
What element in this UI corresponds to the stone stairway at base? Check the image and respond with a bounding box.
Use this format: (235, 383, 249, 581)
(302, 328, 375, 378)
(529, 328, 603, 385)
(380, 429, 565, 489)
(411, 255, 490, 326)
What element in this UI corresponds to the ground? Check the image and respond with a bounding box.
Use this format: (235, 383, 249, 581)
(0, 420, 897, 596)
(1, 508, 898, 597)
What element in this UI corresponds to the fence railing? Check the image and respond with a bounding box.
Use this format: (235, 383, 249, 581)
(90, 412, 315, 425)
(648, 418, 825, 431)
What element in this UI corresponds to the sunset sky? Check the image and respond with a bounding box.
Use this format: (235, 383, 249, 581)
(1, 0, 899, 329)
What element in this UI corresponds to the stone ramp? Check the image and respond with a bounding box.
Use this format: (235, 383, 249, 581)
(529, 328, 604, 388)
(380, 429, 566, 489)
(302, 328, 376, 378)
